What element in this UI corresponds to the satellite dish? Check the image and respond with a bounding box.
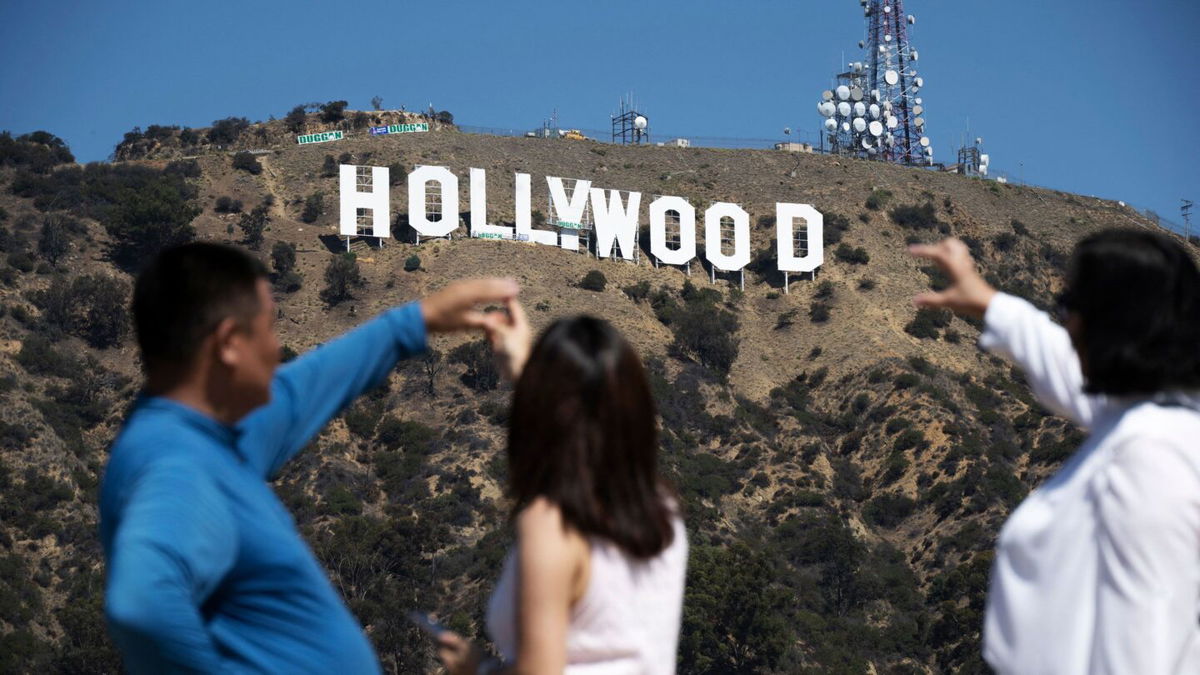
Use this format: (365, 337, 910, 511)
(915, 97, 923, 104)
(907, 14, 915, 24)
(980, 153, 990, 165)
(884, 4, 892, 12)
(919, 136, 931, 147)
(911, 50, 919, 61)
(871, 89, 881, 101)
(853, 101, 866, 116)
(821, 90, 834, 101)
(824, 118, 837, 131)
(634, 115, 648, 130)
(858, 40, 865, 49)
(879, 45, 887, 53)
(836, 85, 850, 101)
(862, 137, 873, 149)
(913, 104, 924, 115)
(914, 77, 924, 88)
(885, 34, 893, 42)
(783, 127, 791, 135)
(869, 120, 884, 136)
(850, 86, 864, 101)
(869, 103, 881, 118)
(882, 100, 893, 111)
(837, 101, 852, 117)
(885, 132, 895, 144)
(841, 122, 851, 132)
(975, 137, 983, 145)
(885, 69, 899, 85)
(914, 117, 925, 127)
(852, 117, 867, 133)
(886, 116, 898, 129)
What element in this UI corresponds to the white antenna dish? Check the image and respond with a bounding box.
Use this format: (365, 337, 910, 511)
(879, 45, 887, 53)
(837, 101, 852, 117)
(850, 86, 864, 101)
(858, 40, 865, 49)
(885, 69, 899, 85)
(907, 14, 915, 24)
(885, 132, 895, 145)
(836, 85, 850, 101)
(915, 116, 925, 127)
(853, 101, 866, 116)
(869, 103, 881, 118)
(885, 34, 893, 42)
(911, 50, 919, 61)
(914, 77, 924, 88)
(634, 115, 648, 130)
(912, 104, 924, 115)
(822, 90, 834, 101)
(883, 4, 892, 12)
(852, 117, 867, 133)
(915, 97, 923, 104)
(975, 137, 983, 145)
(862, 137, 873, 149)
(824, 118, 837, 131)
(980, 153, 990, 165)
(919, 136, 931, 147)
(783, 127, 791, 135)
(819, 101, 836, 117)
(886, 116, 899, 129)
(871, 89, 880, 101)
(841, 121, 851, 132)
(882, 100, 893, 111)
(869, 120, 884, 136)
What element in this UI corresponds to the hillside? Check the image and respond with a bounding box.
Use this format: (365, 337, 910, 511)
(0, 114, 1186, 674)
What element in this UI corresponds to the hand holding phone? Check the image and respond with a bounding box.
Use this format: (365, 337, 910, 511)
(407, 610, 448, 638)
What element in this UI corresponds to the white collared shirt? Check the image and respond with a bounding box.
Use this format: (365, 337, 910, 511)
(979, 293, 1200, 674)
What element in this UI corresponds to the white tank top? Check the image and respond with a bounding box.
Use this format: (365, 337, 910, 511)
(485, 516, 688, 674)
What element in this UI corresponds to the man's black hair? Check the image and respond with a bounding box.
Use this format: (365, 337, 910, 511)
(133, 242, 268, 374)
(1062, 229, 1200, 395)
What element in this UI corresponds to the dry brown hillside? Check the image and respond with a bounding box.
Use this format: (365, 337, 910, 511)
(0, 115, 1186, 674)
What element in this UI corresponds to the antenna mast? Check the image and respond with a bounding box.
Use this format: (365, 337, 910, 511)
(816, 0, 931, 165)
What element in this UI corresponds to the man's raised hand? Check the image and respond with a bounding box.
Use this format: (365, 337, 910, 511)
(419, 278, 519, 334)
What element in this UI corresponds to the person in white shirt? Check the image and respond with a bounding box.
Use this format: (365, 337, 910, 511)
(911, 230, 1200, 674)
(436, 301, 688, 675)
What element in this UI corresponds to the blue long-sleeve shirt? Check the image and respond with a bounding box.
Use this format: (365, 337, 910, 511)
(99, 302, 427, 674)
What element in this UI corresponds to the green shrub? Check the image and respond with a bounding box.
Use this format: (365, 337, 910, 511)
(231, 151, 262, 175)
(865, 188, 893, 211)
(623, 280, 650, 301)
(1011, 219, 1029, 236)
(579, 270, 607, 291)
(889, 203, 939, 230)
(301, 192, 323, 223)
(285, 105, 308, 133)
(320, 100, 349, 123)
(834, 243, 870, 264)
(403, 255, 421, 272)
(864, 493, 917, 528)
(206, 117, 249, 146)
(992, 232, 1018, 252)
(449, 340, 499, 392)
(238, 204, 269, 250)
(320, 253, 362, 306)
(214, 195, 243, 213)
(904, 307, 952, 339)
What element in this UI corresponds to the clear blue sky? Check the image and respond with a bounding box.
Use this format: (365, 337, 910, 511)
(1, 0, 1196, 228)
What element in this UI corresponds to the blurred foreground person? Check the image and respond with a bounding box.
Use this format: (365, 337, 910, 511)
(100, 242, 517, 673)
(912, 230, 1200, 674)
(436, 305, 688, 674)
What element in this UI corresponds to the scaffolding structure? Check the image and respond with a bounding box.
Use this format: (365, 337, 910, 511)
(547, 180, 593, 256)
(710, 215, 745, 290)
(412, 166, 448, 245)
(782, 217, 814, 293)
(652, 199, 690, 276)
(346, 166, 384, 251)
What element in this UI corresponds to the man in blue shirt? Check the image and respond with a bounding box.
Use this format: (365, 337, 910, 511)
(100, 242, 517, 673)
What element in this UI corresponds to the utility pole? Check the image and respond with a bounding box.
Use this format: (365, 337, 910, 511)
(1182, 199, 1193, 241)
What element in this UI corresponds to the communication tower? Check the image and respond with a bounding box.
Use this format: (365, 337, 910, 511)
(957, 137, 989, 177)
(1183, 199, 1194, 241)
(817, 0, 931, 165)
(612, 94, 650, 145)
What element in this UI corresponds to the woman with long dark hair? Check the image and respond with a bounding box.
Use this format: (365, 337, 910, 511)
(912, 229, 1200, 673)
(437, 300, 687, 674)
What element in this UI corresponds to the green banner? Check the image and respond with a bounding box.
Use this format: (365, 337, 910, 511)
(297, 130, 345, 145)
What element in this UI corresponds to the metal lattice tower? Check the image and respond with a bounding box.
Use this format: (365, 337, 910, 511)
(817, 0, 932, 165)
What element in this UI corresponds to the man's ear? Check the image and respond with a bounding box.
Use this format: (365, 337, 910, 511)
(213, 316, 242, 368)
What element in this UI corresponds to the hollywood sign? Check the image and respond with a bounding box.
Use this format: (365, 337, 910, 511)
(339, 165, 824, 273)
